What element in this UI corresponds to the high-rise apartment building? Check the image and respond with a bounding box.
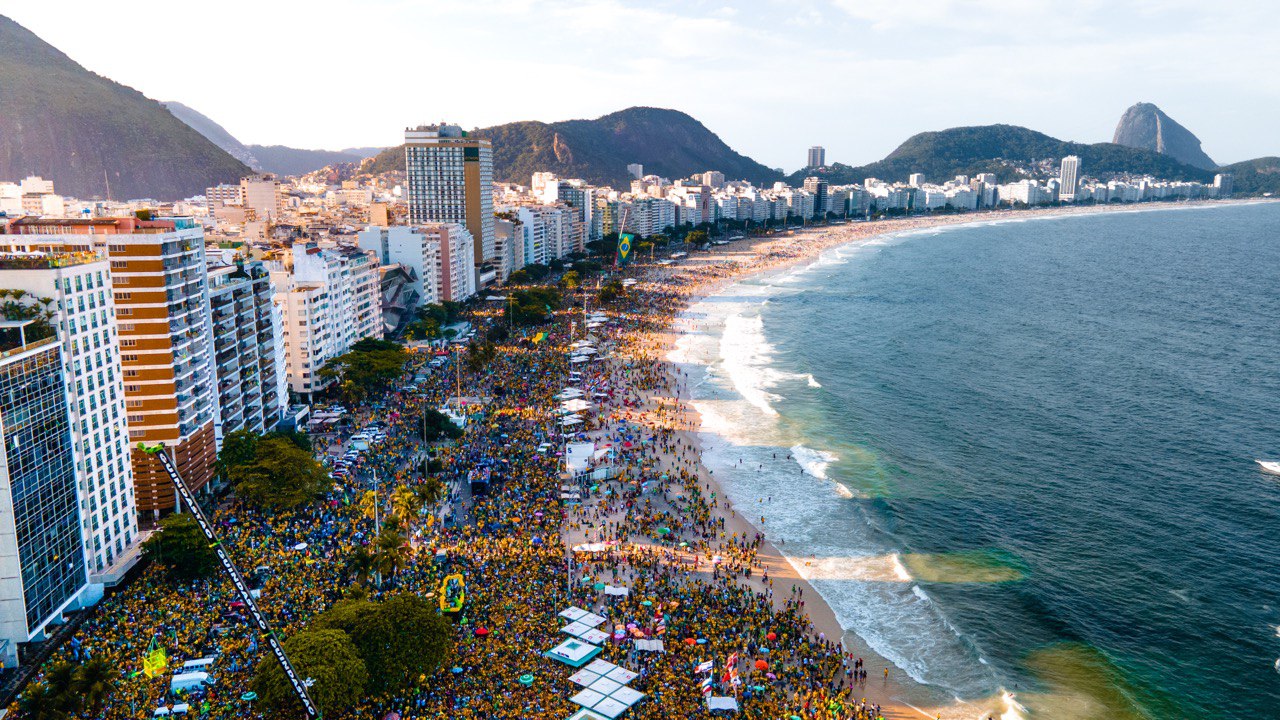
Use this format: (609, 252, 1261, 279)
(1214, 173, 1234, 197)
(427, 224, 477, 303)
(404, 124, 494, 275)
(0, 217, 218, 517)
(272, 242, 382, 397)
(627, 164, 644, 180)
(0, 251, 139, 590)
(807, 146, 826, 169)
(207, 253, 285, 443)
(908, 173, 926, 187)
(1059, 156, 1081, 202)
(0, 333, 88, 667)
(802, 177, 829, 217)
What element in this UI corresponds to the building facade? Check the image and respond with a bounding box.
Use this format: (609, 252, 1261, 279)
(207, 254, 285, 443)
(357, 225, 442, 307)
(404, 124, 495, 276)
(0, 252, 139, 589)
(0, 218, 218, 517)
(1059, 156, 1081, 202)
(272, 242, 383, 397)
(0, 336, 87, 667)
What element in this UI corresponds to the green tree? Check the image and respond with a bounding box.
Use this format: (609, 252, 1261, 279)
(216, 429, 259, 479)
(252, 629, 368, 716)
(344, 544, 377, 588)
(319, 342, 409, 405)
(685, 229, 709, 245)
(267, 428, 312, 451)
(143, 513, 218, 580)
(374, 594, 454, 690)
(390, 485, 423, 523)
(312, 595, 453, 695)
(373, 520, 409, 582)
(17, 682, 68, 720)
(74, 658, 115, 715)
(229, 436, 329, 508)
(465, 342, 497, 374)
(420, 408, 463, 441)
(558, 270, 581, 289)
(598, 279, 625, 305)
(415, 476, 446, 507)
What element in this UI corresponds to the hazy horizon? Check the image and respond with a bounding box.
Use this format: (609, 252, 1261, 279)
(8, 0, 1279, 171)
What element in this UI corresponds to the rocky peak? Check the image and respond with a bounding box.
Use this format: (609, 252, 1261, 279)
(1112, 102, 1216, 170)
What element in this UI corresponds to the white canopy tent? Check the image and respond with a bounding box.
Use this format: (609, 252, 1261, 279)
(707, 696, 739, 712)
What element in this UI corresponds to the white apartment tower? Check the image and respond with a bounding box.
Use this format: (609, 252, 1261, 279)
(1059, 156, 1081, 203)
(0, 252, 139, 593)
(272, 242, 382, 397)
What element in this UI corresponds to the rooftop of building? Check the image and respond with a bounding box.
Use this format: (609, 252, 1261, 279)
(2, 216, 199, 234)
(0, 250, 107, 269)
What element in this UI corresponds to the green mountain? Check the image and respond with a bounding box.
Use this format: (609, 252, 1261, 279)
(364, 107, 782, 187)
(794, 125, 1215, 187)
(1216, 157, 1280, 195)
(0, 15, 249, 199)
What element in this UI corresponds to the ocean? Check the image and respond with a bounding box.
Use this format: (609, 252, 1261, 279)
(669, 202, 1280, 719)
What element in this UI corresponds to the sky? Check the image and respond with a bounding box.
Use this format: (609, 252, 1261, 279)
(6, 0, 1280, 170)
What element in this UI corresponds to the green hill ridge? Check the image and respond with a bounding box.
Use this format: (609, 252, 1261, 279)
(0, 15, 249, 199)
(794, 125, 1216, 187)
(364, 107, 783, 187)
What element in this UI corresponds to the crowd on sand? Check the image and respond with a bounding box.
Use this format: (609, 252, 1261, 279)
(9, 223, 927, 720)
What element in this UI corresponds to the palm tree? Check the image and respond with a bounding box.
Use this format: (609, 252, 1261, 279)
(390, 485, 423, 524)
(18, 682, 69, 720)
(74, 658, 114, 715)
(374, 523, 409, 585)
(43, 662, 80, 715)
(357, 489, 380, 523)
(415, 477, 445, 509)
(345, 544, 377, 587)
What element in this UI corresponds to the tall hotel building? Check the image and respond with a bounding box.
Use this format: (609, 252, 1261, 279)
(0, 218, 218, 518)
(0, 250, 139, 590)
(0, 328, 88, 667)
(1059, 155, 1081, 203)
(404, 124, 494, 276)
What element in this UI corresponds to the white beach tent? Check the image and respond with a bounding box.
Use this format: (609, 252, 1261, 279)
(706, 696, 739, 712)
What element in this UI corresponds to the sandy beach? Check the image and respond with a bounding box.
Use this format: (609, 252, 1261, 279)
(571, 198, 1268, 719)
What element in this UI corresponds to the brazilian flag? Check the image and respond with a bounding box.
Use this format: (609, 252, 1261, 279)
(616, 232, 635, 266)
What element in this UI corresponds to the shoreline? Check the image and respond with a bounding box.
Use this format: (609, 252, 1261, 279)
(640, 197, 1271, 719)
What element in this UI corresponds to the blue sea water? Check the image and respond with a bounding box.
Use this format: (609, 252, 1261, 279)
(672, 203, 1280, 718)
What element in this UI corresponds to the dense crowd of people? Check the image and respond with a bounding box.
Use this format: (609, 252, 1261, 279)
(9, 226, 912, 719)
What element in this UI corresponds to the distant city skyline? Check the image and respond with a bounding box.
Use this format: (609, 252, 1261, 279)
(8, 1, 1280, 169)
